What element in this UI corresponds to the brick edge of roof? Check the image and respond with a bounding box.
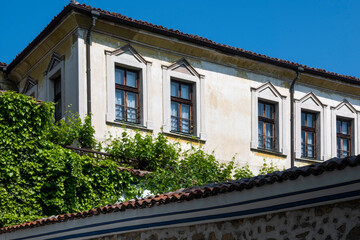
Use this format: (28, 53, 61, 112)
(1, 154, 360, 234)
(5, 3, 360, 86)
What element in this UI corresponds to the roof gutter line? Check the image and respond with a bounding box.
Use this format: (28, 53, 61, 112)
(290, 66, 304, 168)
(85, 10, 100, 117)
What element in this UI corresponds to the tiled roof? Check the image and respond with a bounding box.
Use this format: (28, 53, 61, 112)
(1, 154, 359, 234)
(5, 3, 360, 86)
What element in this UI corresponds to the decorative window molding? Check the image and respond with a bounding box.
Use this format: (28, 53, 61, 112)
(21, 76, 38, 98)
(162, 58, 206, 140)
(295, 92, 325, 160)
(331, 100, 359, 157)
(44, 52, 65, 120)
(251, 82, 287, 154)
(106, 44, 153, 129)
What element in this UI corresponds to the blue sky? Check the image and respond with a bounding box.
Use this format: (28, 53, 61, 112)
(1, 1, 360, 78)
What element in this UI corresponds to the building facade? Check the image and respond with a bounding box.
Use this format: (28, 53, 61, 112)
(1, 3, 360, 171)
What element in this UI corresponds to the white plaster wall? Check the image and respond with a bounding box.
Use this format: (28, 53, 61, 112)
(81, 32, 360, 172)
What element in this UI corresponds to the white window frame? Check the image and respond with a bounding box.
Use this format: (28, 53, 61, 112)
(44, 52, 65, 120)
(251, 82, 287, 154)
(295, 92, 325, 161)
(105, 44, 153, 129)
(331, 99, 359, 158)
(162, 58, 206, 140)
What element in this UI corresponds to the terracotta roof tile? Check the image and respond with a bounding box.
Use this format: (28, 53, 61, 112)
(5, 3, 360, 85)
(1, 155, 359, 234)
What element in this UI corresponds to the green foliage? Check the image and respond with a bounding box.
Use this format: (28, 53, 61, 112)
(105, 131, 179, 171)
(48, 112, 96, 149)
(258, 159, 281, 175)
(0, 92, 136, 228)
(0, 91, 282, 228)
(142, 147, 234, 194)
(233, 163, 254, 179)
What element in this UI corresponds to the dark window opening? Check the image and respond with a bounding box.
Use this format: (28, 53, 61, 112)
(301, 111, 317, 159)
(54, 76, 62, 122)
(115, 67, 140, 124)
(258, 101, 276, 150)
(337, 118, 352, 158)
(171, 80, 193, 134)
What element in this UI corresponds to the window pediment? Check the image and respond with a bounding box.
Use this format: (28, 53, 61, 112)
(299, 92, 324, 111)
(21, 77, 38, 94)
(253, 82, 285, 102)
(106, 44, 148, 65)
(333, 99, 358, 118)
(167, 58, 202, 79)
(44, 52, 64, 76)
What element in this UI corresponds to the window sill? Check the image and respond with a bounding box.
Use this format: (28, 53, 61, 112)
(251, 148, 287, 158)
(163, 131, 206, 144)
(296, 157, 323, 164)
(106, 120, 153, 132)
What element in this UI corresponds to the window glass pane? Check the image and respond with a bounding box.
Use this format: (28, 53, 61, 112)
(301, 112, 305, 126)
(171, 102, 179, 117)
(115, 106, 125, 120)
(258, 103, 264, 117)
(127, 92, 137, 108)
(181, 84, 190, 99)
(337, 120, 341, 133)
(126, 71, 137, 88)
(127, 108, 137, 123)
(301, 130, 305, 157)
(265, 123, 273, 137)
(343, 151, 348, 157)
(182, 120, 190, 133)
(115, 89, 124, 105)
(307, 145, 314, 158)
(181, 104, 190, 119)
(258, 121, 264, 148)
(337, 137, 341, 152)
(171, 82, 179, 97)
(171, 117, 179, 131)
(265, 104, 273, 119)
(307, 132, 314, 145)
(265, 137, 272, 150)
(115, 68, 125, 85)
(306, 113, 313, 127)
(342, 121, 348, 134)
(343, 139, 348, 151)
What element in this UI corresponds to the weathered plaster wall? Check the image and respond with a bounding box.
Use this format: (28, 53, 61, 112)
(90, 198, 360, 240)
(87, 29, 360, 172)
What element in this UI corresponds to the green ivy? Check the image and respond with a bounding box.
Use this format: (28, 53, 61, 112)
(0, 91, 280, 228)
(0, 92, 136, 227)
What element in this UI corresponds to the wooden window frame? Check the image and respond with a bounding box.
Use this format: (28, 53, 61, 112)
(301, 111, 317, 159)
(115, 67, 140, 124)
(258, 101, 276, 151)
(337, 118, 352, 158)
(170, 80, 194, 134)
(53, 76, 62, 122)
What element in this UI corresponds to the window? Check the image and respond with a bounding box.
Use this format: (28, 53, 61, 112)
(337, 118, 352, 158)
(54, 76, 62, 121)
(162, 58, 206, 140)
(258, 101, 276, 150)
(301, 112, 317, 158)
(106, 44, 153, 129)
(170, 80, 193, 134)
(115, 67, 140, 123)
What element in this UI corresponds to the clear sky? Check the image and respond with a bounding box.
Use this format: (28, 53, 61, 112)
(1, 0, 360, 78)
